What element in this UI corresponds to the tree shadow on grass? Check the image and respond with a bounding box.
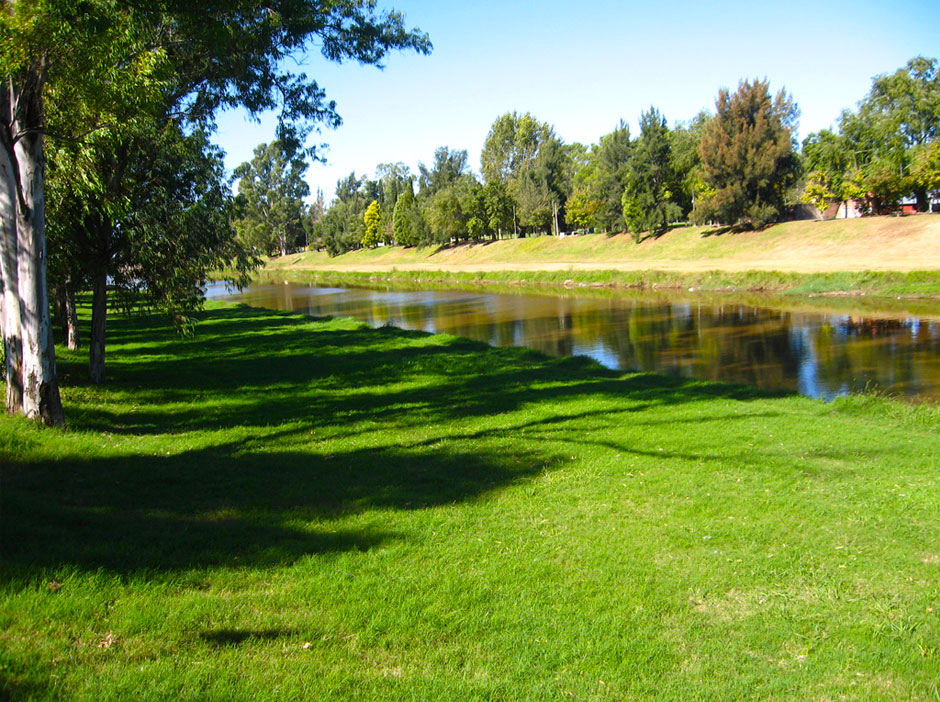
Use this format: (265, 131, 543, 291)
(6, 305, 790, 582)
(2, 440, 551, 579)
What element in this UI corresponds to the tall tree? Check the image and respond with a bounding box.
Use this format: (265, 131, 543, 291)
(844, 56, 940, 211)
(693, 79, 800, 229)
(481, 112, 568, 235)
(234, 140, 309, 257)
(361, 200, 383, 248)
(567, 122, 631, 233)
(621, 108, 683, 240)
(0, 0, 431, 425)
(417, 147, 469, 196)
(47, 117, 251, 384)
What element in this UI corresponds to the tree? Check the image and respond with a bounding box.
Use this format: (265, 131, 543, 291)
(669, 111, 711, 215)
(425, 175, 480, 244)
(693, 79, 800, 229)
(392, 184, 421, 246)
(0, 0, 431, 426)
(621, 108, 683, 240)
(481, 112, 569, 235)
(480, 182, 514, 239)
(234, 140, 310, 257)
(566, 122, 631, 233)
(361, 200, 383, 248)
(305, 188, 327, 250)
(417, 147, 469, 196)
(800, 129, 854, 214)
(46, 117, 252, 384)
(849, 56, 940, 211)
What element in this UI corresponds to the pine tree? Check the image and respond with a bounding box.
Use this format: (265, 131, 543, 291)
(361, 200, 383, 248)
(621, 108, 682, 241)
(393, 186, 418, 246)
(693, 79, 799, 229)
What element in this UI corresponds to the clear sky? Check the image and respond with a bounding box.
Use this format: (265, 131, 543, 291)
(212, 0, 940, 202)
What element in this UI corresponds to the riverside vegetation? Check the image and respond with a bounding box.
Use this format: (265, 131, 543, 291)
(3, 301, 940, 700)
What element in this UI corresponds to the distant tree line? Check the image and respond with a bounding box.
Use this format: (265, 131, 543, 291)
(233, 56, 938, 259)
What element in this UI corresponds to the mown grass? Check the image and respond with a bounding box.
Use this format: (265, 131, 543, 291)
(255, 215, 940, 298)
(3, 303, 940, 700)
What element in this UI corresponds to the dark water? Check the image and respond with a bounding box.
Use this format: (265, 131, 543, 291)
(206, 281, 940, 403)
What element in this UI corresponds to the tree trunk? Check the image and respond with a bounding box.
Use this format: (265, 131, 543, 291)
(89, 269, 107, 384)
(53, 282, 67, 335)
(1, 56, 63, 426)
(0, 133, 23, 414)
(65, 281, 79, 351)
(15, 127, 64, 426)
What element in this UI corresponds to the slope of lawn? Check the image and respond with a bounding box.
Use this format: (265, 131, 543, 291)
(269, 215, 940, 276)
(2, 302, 940, 700)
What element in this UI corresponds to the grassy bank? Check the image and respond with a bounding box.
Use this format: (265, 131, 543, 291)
(257, 266, 940, 302)
(3, 304, 940, 700)
(260, 215, 940, 298)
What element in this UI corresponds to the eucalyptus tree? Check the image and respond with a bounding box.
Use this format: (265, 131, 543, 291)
(566, 122, 631, 233)
(481, 112, 569, 235)
(0, 0, 431, 425)
(417, 147, 469, 197)
(234, 140, 310, 257)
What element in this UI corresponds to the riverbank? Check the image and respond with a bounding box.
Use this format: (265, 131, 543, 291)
(4, 303, 940, 700)
(263, 215, 940, 298)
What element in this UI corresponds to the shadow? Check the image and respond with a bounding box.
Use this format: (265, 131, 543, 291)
(5, 304, 786, 582)
(699, 225, 735, 238)
(2, 441, 548, 577)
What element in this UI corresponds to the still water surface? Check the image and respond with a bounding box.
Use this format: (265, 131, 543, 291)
(206, 281, 940, 403)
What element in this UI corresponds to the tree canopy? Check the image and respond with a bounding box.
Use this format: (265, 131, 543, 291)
(693, 79, 800, 229)
(0, 0, 431, 425)
(234, 140, 310, 257)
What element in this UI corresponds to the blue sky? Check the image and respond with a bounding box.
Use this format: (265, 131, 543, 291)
(212, 0, 940, 202)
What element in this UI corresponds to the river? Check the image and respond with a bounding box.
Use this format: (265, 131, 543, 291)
(205, 281, 940, 403)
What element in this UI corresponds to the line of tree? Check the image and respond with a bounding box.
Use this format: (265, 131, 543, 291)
(304, 56, 938, 258)
(1, 1, 430, 426)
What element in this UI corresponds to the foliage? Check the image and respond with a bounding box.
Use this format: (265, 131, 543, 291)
(0, 0, 432, 425)
(392, 184, 429, 247)
(481, 112, 569, 235)
(479, 181, 515, 238)
(425, 175, 481, 244)
(417, 147, 470, 196)
(800, 129, 853, 212)
(693, 79, 800, 229)
(668, 111, 710, 213)
(361, 200, 383, 248)
(621, 108, 683, 240)
(233, 140, 310, 256)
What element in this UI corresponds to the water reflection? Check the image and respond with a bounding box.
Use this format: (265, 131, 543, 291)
(205, 281, 940, 403)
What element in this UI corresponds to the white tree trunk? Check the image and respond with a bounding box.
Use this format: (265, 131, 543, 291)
(15, 126, 63, 425)
(0, 115, 23, 414)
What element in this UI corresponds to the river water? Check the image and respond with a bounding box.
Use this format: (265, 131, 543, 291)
(205, 281, 940, 403)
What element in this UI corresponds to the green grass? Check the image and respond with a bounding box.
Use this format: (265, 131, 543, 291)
(257, 266, 940, 303)
(3, 303, 940, 700)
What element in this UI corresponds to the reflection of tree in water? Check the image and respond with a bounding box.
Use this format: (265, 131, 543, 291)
(574, 304, 800, 392)
(226, 284, 940, 402)
(811, 317, 940, 398)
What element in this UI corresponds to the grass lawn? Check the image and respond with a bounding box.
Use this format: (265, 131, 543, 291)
(268, 215, 940, 278)
(3, 303, 940, 700)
